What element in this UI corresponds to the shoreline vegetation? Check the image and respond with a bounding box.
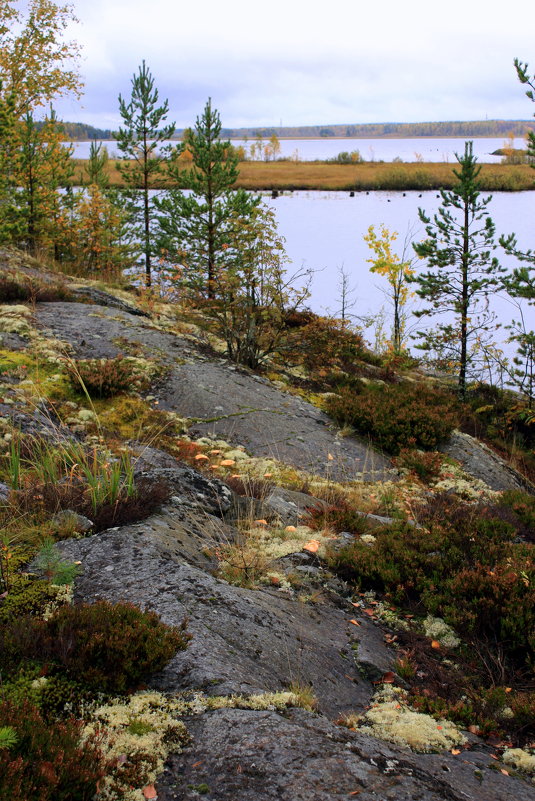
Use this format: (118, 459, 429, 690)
(59, 118, 535, 141)
(71, 157, 535, 192)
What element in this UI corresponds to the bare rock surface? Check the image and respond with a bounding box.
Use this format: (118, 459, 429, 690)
(35, 302, 393, 481)
(58, 513, 392, 718)
(158, 707, 535, 801)
(441, 430, 535, 494)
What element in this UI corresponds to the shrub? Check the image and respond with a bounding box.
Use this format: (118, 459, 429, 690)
(0, 601, 191, 694)
(393, 448, 446, 482)
(326, 504, 534, 668)
(67, 356, 141, 398)
(306, 501, 371, 535)
(0, 699, 105, 801)
(0, 276, 73, 304)
(498, 490, 535, 542)
(286, 316, 367, 372)
(326, 382, 459, 454)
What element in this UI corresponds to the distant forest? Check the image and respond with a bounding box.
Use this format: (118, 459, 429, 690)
(59, 119, 535, 141)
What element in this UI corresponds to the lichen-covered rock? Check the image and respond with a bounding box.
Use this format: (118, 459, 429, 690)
(156, 707, 535, 801)
(441, 430, 534, 494)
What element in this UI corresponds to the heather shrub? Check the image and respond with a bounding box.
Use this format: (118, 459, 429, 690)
(393, 448, 446, 482)
(67, 355, 142, 398)
(326, 506, 534, 668)
(0, 601, 190, 694)
(286, 316, 367, 371)
(498, 489, 535, 542)
(0, 699, 105, 801)
(325, 382, 459, 454)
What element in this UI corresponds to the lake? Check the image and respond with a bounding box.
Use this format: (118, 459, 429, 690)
(69, 136, 522, 164)
(262, 189, 534, 365)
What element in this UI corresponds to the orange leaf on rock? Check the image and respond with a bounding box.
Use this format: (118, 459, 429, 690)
(349, 619, 360, 626)
(500, 769, 509, 776)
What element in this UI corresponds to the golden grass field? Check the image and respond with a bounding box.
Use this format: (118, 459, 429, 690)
(71, 158, 535, 192)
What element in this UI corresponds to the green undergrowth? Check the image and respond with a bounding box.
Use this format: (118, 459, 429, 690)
(326, 491, 535, 746)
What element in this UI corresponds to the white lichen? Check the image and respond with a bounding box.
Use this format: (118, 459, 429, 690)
(422, 615, 460, 649)
(355, 684, 466, 753)
(502, 748, 535, 779)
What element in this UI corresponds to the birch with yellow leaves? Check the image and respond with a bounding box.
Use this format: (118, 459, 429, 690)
(364, 223, 415, 355)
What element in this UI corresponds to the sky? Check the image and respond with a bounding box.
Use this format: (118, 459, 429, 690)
(55, 0, 535, 130)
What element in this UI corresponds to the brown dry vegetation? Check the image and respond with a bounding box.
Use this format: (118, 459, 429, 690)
(71, 158, 535, 192)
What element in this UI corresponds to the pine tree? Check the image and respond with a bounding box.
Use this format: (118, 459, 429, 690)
(156, 98, 259, 297)
(499, 58, 535, 301)
(413, 141, 505, 399)
(116, 60, 176, 287)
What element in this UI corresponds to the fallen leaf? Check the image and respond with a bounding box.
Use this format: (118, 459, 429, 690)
(468, 725, 480, 734)
(505, 687, 512, 693)
(431, 640, 441, 649)
(254, 519, 268, 526)
(348, 619, 360, 626)
(327, 453, 334, 461)
(349, 791, 361, 796)
(192, 761, 203, 768)
(350, 602, 360, 607)
(451, 749, 461, 755)
(363, 608, 375, 616)
(500, 769, 509, 776)
(490, 754, 499, 760)
(303, 539, 320, 553)
(143, 785, 157, 800)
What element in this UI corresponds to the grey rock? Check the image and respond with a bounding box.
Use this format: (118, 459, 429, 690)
(157, 707, 535, 801)
(0, 482, 10, 502)
(70, 286, 148, 316)
(51, 510, 93, 533)
(57, 514, 397, 718)
(441, 430, 535, 494)
(34, 303, 395, 481)
(135, 464, 233, 516)
(263, 486, 328, 525)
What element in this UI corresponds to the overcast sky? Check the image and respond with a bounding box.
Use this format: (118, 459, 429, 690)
(56, 0, 535, 130)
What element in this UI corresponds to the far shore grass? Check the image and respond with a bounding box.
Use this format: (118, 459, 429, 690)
(71, 158, 535, 192)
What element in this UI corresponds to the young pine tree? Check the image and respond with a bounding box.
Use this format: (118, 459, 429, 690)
(116, 60, 176, 287)
(156, 98, 259, 297)
(413, 141, 505, 399)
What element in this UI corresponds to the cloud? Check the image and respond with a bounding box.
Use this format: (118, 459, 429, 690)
(56, 0, 535, 127)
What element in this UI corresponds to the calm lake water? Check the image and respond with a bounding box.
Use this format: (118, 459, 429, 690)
(262, 189, 534, 361)
(69, 136, 521, 163)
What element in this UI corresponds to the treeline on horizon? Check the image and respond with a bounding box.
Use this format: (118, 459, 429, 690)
(59, 118, 535, 141)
